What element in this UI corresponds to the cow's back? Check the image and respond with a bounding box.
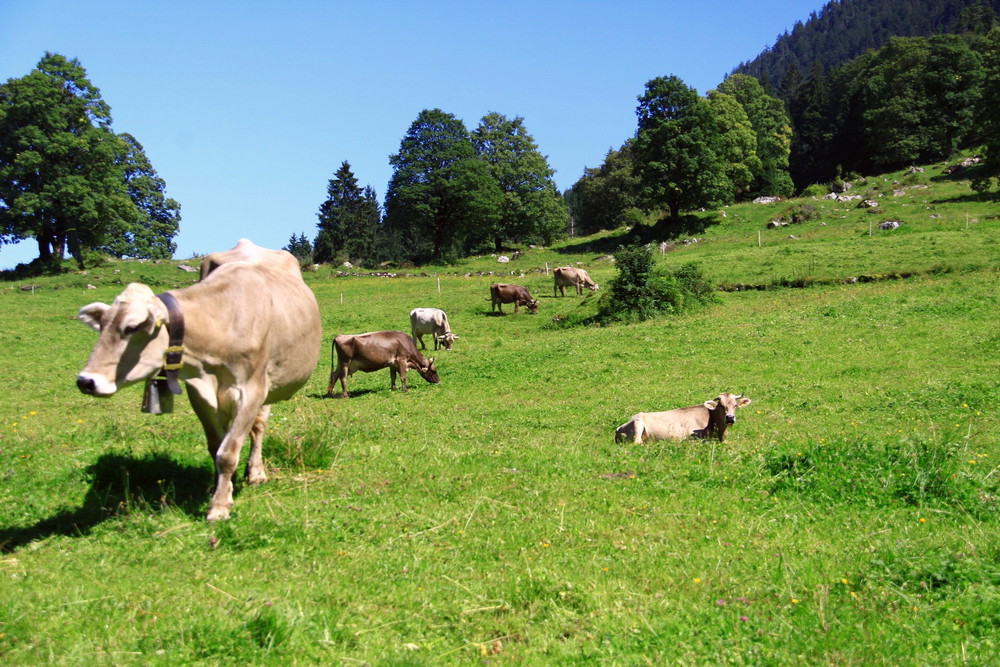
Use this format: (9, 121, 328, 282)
(182, 257, 321, 404)
(636, 406, 710, 441)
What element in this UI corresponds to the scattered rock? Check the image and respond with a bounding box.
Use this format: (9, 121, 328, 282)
(767, 220, 788, 229)
(177, 263, 197, 273)
(343, 261, 353, 269)
(87, 283, 97, 289)
(752, 196, 782, 204)
(497, 255, 510, 264)
(879, 220, 901, 230)
(906, 166, 925, 174)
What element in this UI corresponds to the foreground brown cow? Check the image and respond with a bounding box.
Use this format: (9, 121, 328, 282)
(410, 307, 458, 350)
(490, 283, 538, 314)
(326, 331, 439, 398)
(76, 239, 322, 521)
(615, 393, 752, 444)
(553, 266, 599, 296)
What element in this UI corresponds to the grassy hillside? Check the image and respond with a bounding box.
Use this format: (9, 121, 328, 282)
(1, 159, 997, 664)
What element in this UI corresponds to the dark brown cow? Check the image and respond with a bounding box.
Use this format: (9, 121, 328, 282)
(325, 331, 439, 398)
(615, 393, 752, 444)
(490, 283, 538, 314)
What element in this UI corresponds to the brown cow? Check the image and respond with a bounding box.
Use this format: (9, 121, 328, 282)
(76, 239, 322, 521)
(553, 266, 599, 296)
(326, 331, 439, 398)
(490, 283, 538, 314)
(615, 393, 752, 444)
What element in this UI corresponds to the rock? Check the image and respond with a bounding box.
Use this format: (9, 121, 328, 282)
(343, 261, 353, 269)
(752, 196, 782, 204)
(879, 220, 901, 230)
(497, 255, 510, 263)
(767, 220, 788, 229)
(177, 263, 197, 272)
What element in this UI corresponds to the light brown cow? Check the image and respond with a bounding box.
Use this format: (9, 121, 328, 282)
(553, 266, 599, 296)
(76, 239, 322, 521)
(615, 393, 752, 444)
(326, 330, 439, 398)
(490, 283, 538, 314)
(410, 307, 458, 350)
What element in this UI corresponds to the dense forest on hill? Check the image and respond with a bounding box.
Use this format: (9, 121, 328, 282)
(734, 0, 1000, 91)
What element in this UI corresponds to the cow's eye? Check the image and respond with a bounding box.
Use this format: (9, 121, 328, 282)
(122, 324, 140, 337)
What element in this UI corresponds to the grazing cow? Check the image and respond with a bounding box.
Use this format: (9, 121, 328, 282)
(490, 283, 538, 314)
(76, 239, 322, 521)
(326, 330, 439, 398)
(615, 393, 752, 444)
(553, 266, 599, 296)
(410, 307, 458, 351)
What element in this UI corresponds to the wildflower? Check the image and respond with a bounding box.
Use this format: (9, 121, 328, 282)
(850, 592, 857, 598)
(919, 517, 926, 523)
(739, 615, 748, 622)
(791, 598, 800, 604)
(693, 578, 702, 584)
(716, 599, 726, 606)
(28, 411, 36, 416)
(841, 578, 849, 585)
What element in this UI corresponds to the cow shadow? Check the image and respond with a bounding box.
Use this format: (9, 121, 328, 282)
(0, 452, 212, 553)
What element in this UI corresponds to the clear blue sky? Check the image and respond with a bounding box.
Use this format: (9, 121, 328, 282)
(1, 0, 823, 269)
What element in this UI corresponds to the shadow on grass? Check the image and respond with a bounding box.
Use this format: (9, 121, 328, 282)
(555, 215, 717, 256)
(0, 452, 212, 553)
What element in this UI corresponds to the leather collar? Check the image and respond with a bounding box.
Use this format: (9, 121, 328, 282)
(156, 292, 185, 395)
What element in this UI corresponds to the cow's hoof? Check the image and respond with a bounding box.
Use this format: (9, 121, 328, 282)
(206, 507, 231, 521)
(247, 470, 267, 485)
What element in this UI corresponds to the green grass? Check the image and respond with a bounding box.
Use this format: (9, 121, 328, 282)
(1, 160, 998, 664)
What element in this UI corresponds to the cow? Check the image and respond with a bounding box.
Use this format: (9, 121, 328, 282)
(615, 393, 752, 444)
(553, 266, 599, 296)
(490, 283, 538, 315)
(410, 307, 458, 351)
(325, 331, 439, 398)
(76, 239, 322, 521)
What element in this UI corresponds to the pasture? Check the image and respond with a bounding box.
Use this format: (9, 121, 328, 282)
(1, 161, 998, 664)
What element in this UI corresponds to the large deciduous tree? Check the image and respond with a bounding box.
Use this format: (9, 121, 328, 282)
(633, 76, 730, 223)
(706, 89, 759, 198)
(0, 53, 137, 267)
(103, 132, 180, 259)
(385, 109, 501, 262)
(715, 74, 794, 197)
(471, 112, 566, 251)
(972, 27, 1000, 195)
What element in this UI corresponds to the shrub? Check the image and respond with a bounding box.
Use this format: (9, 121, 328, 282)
(595, 245, 716, 324)
(801, 183, 827, 198)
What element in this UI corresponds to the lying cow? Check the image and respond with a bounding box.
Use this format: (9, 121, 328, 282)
(410, 307, 458, 351)
(615, 393, 752, 444)
(77, 239, 322, 521)
(326, 330, 439, 398)
(553, 266, 599, 296)
(490, 283, 538, 314)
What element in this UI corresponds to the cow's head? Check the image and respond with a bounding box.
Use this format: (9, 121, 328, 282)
(418, 358, 440, 384)
(587, 282, 600, 291)
(436, 333, 459, 350)
(76, 283, 170, 397)
(704, 393, 752, 425)
(525, 299, 539, 314)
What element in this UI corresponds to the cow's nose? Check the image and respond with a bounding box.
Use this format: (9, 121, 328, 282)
(725, 414, 736, 425)
(77, 375, 96, 395)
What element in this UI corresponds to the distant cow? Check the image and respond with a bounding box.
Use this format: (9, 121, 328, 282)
(326, 330, 439, 398)
(77, 239, 322, 521)
(615, 393, 752, 444)
(553, 266, 599, 296)
(490, 283, 538, 314)
(410, 307, 458, 350)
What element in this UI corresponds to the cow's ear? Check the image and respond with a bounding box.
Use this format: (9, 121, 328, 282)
(77, 303, 109, 332)
(704, 400, 718, 410)
(427, 358, 435, 369)
(736, 397, 752, 408)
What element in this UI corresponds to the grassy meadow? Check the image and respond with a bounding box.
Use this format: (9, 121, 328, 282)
(1, 160, 998, 664)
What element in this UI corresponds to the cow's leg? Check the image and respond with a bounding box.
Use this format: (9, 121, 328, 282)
(398, 363, 408, 393)
(207, 387, 264, 521)
(245, 404, 271, 485)
(633, 416, 646, 445)
(186, 378, 225, 460)
(326, 362, 350, 398)
(389, 364, 398, 390)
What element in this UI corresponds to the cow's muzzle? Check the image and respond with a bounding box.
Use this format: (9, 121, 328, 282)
(76, 373, 116, 397)
(725, 414, 736, 425)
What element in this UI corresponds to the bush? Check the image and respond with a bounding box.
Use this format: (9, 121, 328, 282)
(801, 184, 827, 198)
(595, 245, 717, 324)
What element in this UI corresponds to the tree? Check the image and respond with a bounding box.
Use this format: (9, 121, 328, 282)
(706, 89, 759, 198)
(385, 109, 501, 262)
(787, 61, 838, 187)
(283, 232, 312, 262)
(315, 161, 364, 264)
(101, 132, 180, 259)
(568, 143, 641, 236)
(972, 27, 1000, 194)
(716, 74, 794, 197)
(0, 53, 137, 267)
(471, 112, 566, 250)
(633, 76, 729, 223)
